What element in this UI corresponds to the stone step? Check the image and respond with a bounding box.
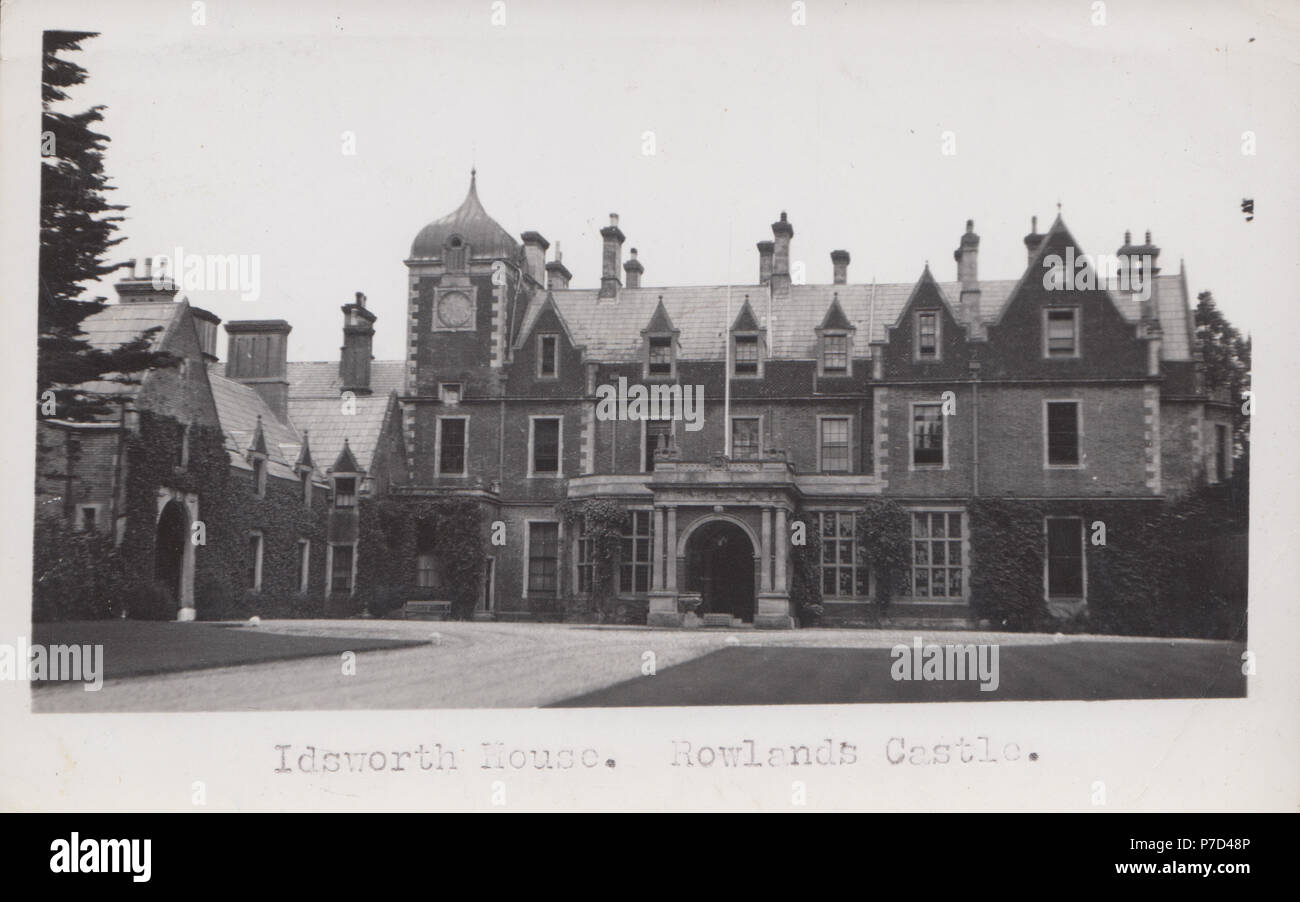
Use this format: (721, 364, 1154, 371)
(701, 613, 734, 628)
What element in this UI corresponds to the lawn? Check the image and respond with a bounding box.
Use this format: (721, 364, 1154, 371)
(29, 621, 427, 683)
(550, 640, 1248, 706)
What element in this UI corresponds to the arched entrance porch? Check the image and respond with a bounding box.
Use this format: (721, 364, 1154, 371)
(682, 517, 757, 622)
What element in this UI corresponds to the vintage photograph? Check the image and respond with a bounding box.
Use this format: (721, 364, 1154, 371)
(20, 2, 1266, 718)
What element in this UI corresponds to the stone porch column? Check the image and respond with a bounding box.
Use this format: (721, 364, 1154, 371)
(774, 507, 789, 592)
(760, 506, 773, 592)
(652, 505, 666, 591)
(665, 506, 678, 591)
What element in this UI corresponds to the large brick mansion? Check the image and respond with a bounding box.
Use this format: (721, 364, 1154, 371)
(37, 173, 1236, 628)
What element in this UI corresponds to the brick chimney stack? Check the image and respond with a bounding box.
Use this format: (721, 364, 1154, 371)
(521, 232, 550, 285)
(340, 291, 377, 395)
(114, 257, 180, 304)
(1024, 215, 1047, 263)
(546, 242, 572, 291)
(757, 240, 774, 285)
(225, 320, 292, 421)
(1117, 229, 1161, 290)
(831, 249, 850, 285)
(955, 219, 979, 285)
(770, 212, 793, 298)
(191, 307, 222, 363)
(955, 220, 982, 338)
(623, 247, 644, 289)
(599, 214, 625, 299)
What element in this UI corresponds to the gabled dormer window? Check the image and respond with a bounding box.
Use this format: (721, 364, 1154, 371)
(537, 333, 559, 379)
(251, 457, 267, 497)
(647, 336, 675, 377)
(334, 476, 357, 508)
(822, 333, 849, 374)
(301, 471, 312, 506)
(915, 311, 940, 361)
(733, 334, 760, 376)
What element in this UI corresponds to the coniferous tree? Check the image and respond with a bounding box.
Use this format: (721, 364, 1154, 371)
(38, 30, 175, 421)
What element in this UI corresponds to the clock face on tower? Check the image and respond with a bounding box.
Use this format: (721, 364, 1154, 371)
(436, 291, 473, 328)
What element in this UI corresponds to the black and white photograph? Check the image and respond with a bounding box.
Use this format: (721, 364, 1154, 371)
(1, 0, 1296, 822)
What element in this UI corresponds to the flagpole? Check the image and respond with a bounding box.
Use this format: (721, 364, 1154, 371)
(724, 219, 732, 458)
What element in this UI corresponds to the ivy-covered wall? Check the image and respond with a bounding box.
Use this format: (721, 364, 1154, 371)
(354, 496, 488, 619)
(34, 410, 338, 621)
(969, 490, 1247, 638)
(127, 410, 333, 620)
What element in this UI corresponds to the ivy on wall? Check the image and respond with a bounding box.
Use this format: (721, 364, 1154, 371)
(855, 498, 912, 608)
(789, 507, 823, 626)
(968, 500, 1052, 630)
(33, 517, 133, 620)
(357, 496, 486, 619)
(556, 498, 626, 621)
(970, 491, 1246, 639)
(125, 411, 331, 620)
(34, 410, 335, 621)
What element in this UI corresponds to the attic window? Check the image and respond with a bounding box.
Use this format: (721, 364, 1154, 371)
(648, 336, 674, 376)
(916, 312, 940, 361)
(733, 335, 759, 376)
(537, 334, 559, 379)
(334, 476, 357, 509)
(252, 457, 267, 496)
(823, 334, 849, 373)
(301, 470, 312, 506)
(1045, 308, 1080, 358)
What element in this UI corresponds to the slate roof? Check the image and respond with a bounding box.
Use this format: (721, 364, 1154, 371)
(208, 360, 400, 477)
(530, 269, 1192, 362)
(283, 360, 403, 475)
(207, 371, 303, 480)
(64, 301, 186, 399)
(78, 300, 184, 348)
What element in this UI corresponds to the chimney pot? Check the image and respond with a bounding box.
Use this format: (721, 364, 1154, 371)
(1024, 215, 1047, 264)
(546, 239, 572, 291)
(623, 247, 644, 288)
(831, 249, 850, 285)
